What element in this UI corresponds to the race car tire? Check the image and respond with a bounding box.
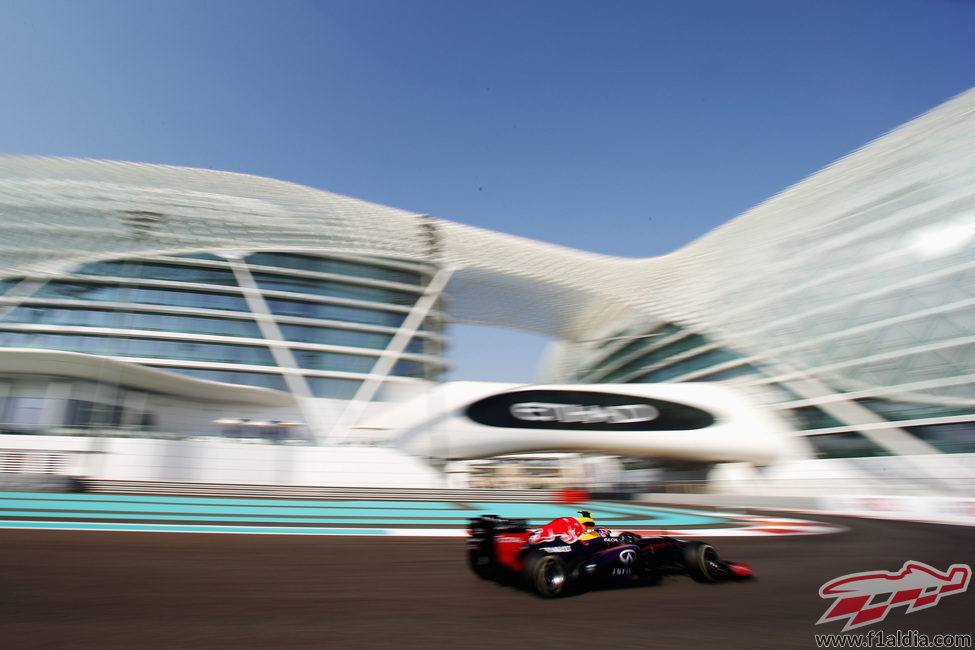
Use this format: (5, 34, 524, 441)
(526, 552, 569, 598)
(682, 541, 722, 583)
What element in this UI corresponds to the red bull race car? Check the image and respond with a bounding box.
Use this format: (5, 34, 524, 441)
(468, 511, 753, 597)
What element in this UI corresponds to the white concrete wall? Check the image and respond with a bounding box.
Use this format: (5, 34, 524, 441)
(709, 454, 975, 497)
(0, 434, 445, 488)
(4, 433, 972, 496)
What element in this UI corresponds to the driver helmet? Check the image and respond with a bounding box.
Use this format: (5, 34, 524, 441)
(576, 511, 604, 541)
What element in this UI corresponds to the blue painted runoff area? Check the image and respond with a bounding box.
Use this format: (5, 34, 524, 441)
(0, 491, 731, 534)
(0, 520, 391, 535)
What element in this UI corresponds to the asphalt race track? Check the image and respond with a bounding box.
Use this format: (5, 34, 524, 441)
(1, 512, 973, 649)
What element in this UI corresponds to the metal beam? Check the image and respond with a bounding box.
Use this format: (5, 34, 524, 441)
(329, 266, 455, 441)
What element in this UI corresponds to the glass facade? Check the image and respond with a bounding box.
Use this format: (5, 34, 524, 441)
(0, 253, 445, 406)
(75, 260, 240, 286)
(247, 252, 424, 285)
(0, 331, 277, 365)
(1, 305, 263, 338)
(161, 368, 290, 392)
(575, 300, 974, 458)
(579, 324, 745, 386)
(566, 104, 975, 460)
(34, 281, 250, 312)
(251, 272, 419, 305)
(277, 323, 423, 352)
(264, 296, 408, 328)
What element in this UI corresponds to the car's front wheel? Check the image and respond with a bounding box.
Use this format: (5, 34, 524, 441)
(682, 541, 723, 583)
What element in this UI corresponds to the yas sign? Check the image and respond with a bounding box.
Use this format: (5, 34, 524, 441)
(509, 402, 658, 425)
(465, 389, 715, 431)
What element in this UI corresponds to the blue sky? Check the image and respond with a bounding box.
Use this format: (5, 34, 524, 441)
(2, 0, 974, 381)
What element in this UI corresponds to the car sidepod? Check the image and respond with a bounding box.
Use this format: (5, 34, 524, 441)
(580, 544, 642, 583)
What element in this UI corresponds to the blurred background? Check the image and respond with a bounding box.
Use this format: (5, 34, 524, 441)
(0, 1, 973, 519)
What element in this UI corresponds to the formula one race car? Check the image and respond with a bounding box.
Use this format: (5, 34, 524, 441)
(468, 511, 752, 597)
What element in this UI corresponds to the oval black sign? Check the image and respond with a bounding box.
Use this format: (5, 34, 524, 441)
(465, 389, 715, 431)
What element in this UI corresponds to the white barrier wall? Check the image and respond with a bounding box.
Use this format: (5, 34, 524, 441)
(710, 454, 975, 497)
(0, 434, 445, 488)
(4, 433, 973, 497)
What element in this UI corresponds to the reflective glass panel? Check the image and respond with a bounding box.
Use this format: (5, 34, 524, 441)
(75, 261, 238, 286)
(35, 282, 249, 312)
(292, 350, 377, 373)
(906, 422, 975, 454)
(306, 376, 362, 399)
(0, 331, 275, 365)
(805, 432, 893, 458)
(246, 253, 424, 285)
(1, 306, 262, 338)
(266, 298, 405, 327)
(161, 368, 289, 392)
(252, 273, 418, 305)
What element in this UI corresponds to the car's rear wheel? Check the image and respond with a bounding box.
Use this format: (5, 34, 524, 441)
(525, 552, 569, 597)
(682, 541, 723, 583)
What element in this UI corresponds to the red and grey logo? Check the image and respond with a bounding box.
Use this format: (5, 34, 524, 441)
(817, 561, 971, 631)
